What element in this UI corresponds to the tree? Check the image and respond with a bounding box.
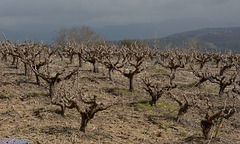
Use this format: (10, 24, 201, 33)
(54, 26, 100, 66)
(142, 77, 176, 106)
(156, 49, 189, 86)
(190, 51, 239, 96)
(28, 44, 80, 116)
(53, 79, 113, 133)
(116, 41, 157, 92)
(2, 36, 33, 77)
(168, 92, 197, 122)
(120, 39, 132, 48)
(98, 44, 125, 80)
(81, 41, 106, 73)
(0, 33, 10, 62)
(201, 98, 236, 139)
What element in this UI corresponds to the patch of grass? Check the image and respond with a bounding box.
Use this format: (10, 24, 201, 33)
(114, 87, 131, 94)
(38, 91, 49, 97)
(157, 101, 177, 111)
(147, 68, 170, 76)
(157, 103, 165, 109)
(147, 110, 158, 114)
(185, 82, 196, 87)
(27, 92, 39, 97)
(39, 77, 45, 82)
(160, 123, 169, 131)
(69, 108, 78, 113)
(137, 103, 152, 110)
(167, 104, 177, 111)
(142, 130, 148, 134)
(28, 91, 49, 97)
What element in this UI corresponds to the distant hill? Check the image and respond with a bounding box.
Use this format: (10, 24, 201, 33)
(1, 17, 214, 43)
(95, 18, 217, 41)
(1, 19, 240, 52)
(0, 28, 54, 43)
(157, 27, 240, 52)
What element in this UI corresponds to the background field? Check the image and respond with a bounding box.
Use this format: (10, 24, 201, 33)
(0, 56, 239, 144)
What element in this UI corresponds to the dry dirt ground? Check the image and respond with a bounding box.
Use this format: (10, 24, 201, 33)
(0, 59, 239, 144)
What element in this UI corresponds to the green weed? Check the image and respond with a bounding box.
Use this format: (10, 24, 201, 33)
(142, 130, 148, 134)
(56, 60, 69, 64)
(147, 68, 170, 76)
(114, 87, 131, 94)
(157, 101, 177, 110)
(137, 103, 152, 110)
(160, 123, 169, 131)
(185, 82, 197, 87)
(28, 91, 49, 97)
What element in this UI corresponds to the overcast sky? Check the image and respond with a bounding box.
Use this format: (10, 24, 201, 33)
(0, 0, 240, 31)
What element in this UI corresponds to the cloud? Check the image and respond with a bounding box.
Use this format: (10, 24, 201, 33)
(0, 0, 240, 30)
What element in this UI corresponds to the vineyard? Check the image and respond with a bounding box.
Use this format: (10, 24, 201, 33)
(0, 35, 240, 143)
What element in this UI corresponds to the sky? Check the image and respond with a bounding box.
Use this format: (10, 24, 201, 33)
(0, 0, 240, 32)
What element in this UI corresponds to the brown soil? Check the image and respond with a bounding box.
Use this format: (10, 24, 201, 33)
(0, 60, 239, 144)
